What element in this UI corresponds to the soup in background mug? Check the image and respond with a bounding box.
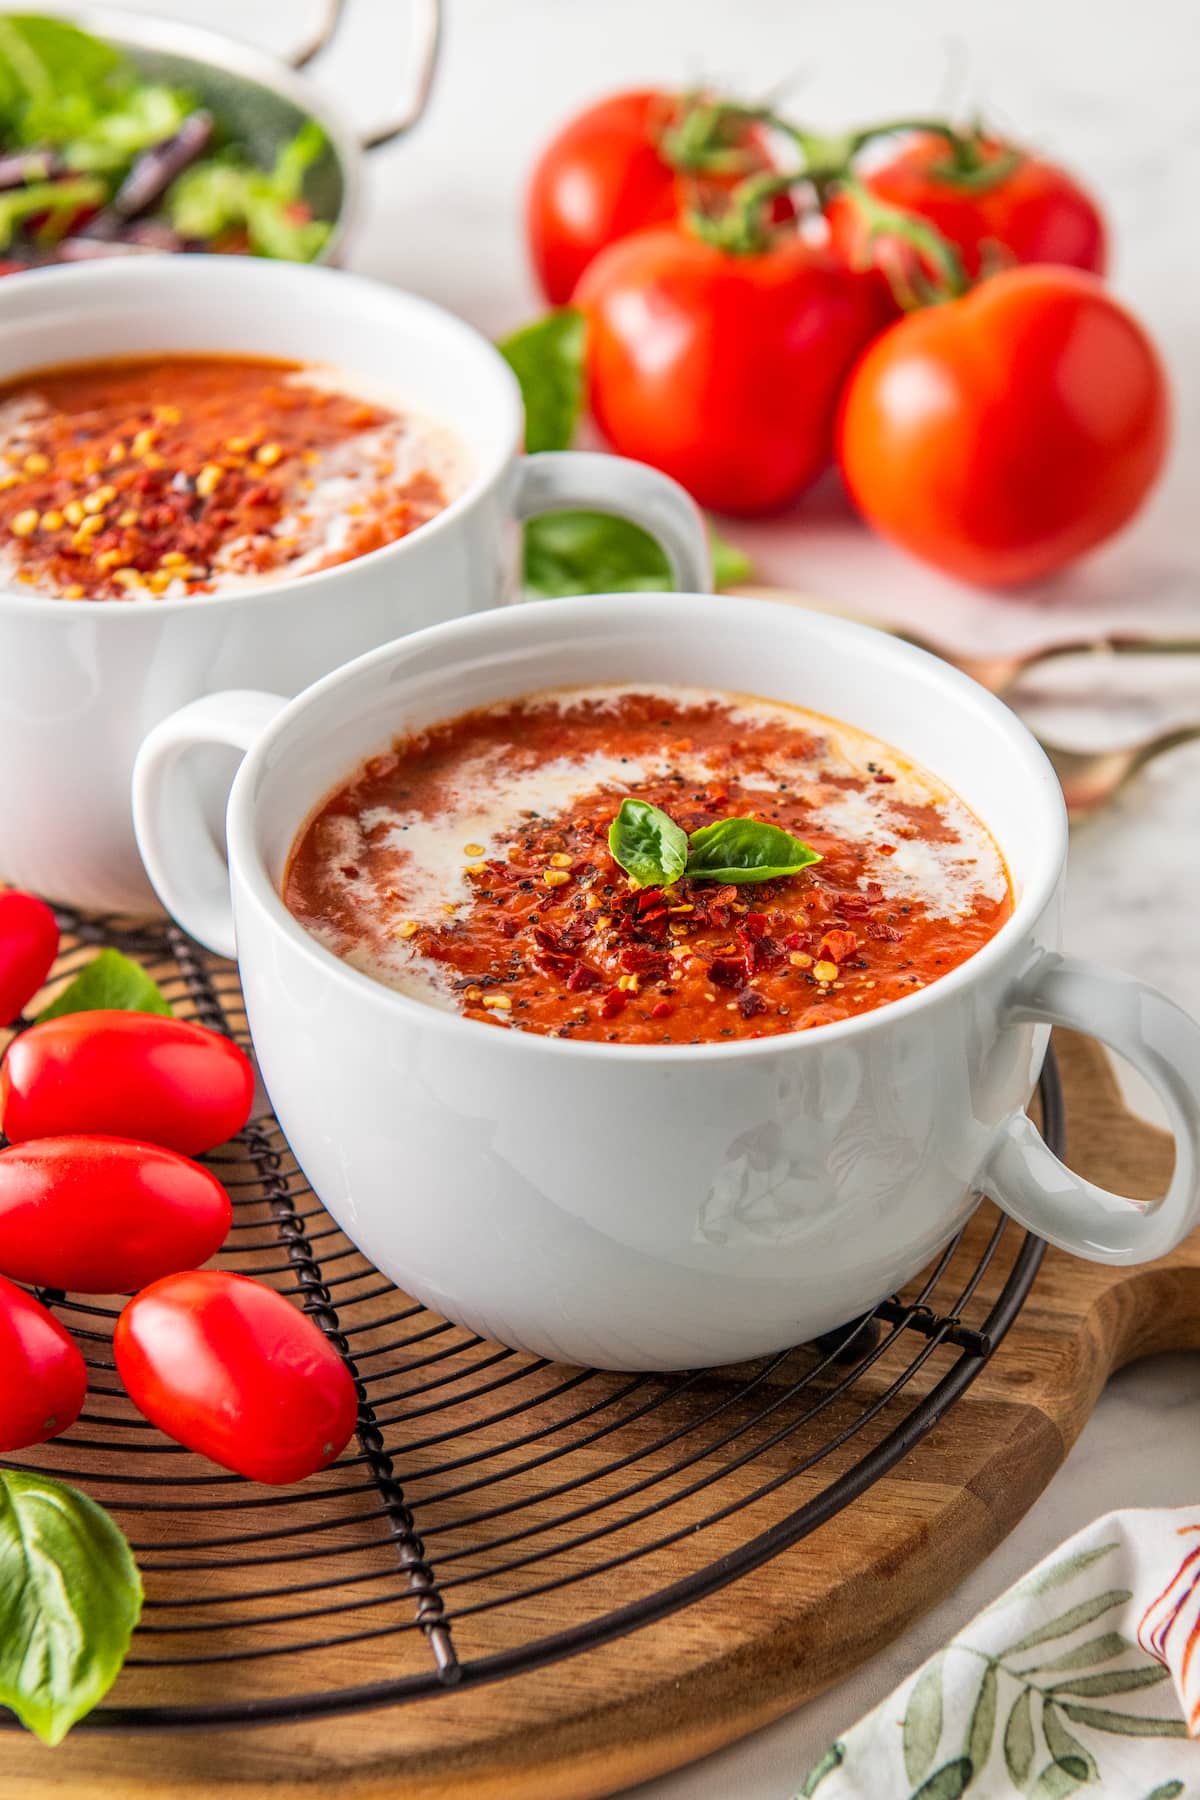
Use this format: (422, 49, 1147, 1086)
(0, 258, 710, 913)
(132, 594, 1200, 1371)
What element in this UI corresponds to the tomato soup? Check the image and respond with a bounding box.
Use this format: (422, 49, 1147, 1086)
(0, 355, 465, 600)
(284, 687, 1013, 1045)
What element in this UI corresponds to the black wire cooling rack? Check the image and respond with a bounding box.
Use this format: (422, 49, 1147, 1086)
(0, 909, 1051, 1733)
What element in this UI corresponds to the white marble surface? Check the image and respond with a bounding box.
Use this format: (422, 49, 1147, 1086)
(99, 1, 1200, 1791)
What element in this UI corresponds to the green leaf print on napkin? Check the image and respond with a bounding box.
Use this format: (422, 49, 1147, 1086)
(912, 1759, 973, 1800)
(1002, 1686, 1036, 1786)
(903, 1654, 945, 1785)
(800, 1528, 1193, 1800)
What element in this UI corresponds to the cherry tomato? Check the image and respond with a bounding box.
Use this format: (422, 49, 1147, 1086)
(0, 890, 59, 1025)
(827, 133, 1107, 282)
(0, 1273, 87, 1452)
(0, 1136, 232, 1293)
(526, 88, 788, 305)
(0, 1010, 255, 1156)
(837, 266, 1170, 587)
(577, 225, 892, 514)
(115, 1271, 358, 1484)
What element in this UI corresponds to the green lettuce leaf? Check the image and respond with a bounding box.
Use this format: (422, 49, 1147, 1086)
(0, 15, 127, 146)
(65, 83, 192, 174)
(0, 1471, 142, 1745)
(166, 121, 331, 261)
(0, 173, 103, 249)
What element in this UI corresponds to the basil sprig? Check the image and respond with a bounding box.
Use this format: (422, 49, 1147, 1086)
(0, 1472, 142, 1744)
(609, 799, 821, 888)
(37, 948, 172, 1022)
(608, 798, 689, 888)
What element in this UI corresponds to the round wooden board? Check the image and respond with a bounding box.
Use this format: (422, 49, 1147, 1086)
(5, 1028, 1195, 1800)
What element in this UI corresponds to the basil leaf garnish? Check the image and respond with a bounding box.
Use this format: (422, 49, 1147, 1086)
(497, 308, 586, 455)
(609, 798, 689, 888)
(0, 1472, 142, 1745)
(686, 818, 822, 884)
(37, 947, 172, 1021)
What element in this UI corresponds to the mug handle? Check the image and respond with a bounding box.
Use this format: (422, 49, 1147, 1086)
(982, 951, 1200, 1263)
(132, 691, 287, 961)
(513, 451, 713, 594)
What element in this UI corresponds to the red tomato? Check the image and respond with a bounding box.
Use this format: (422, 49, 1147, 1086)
(827, 133, 1107, 281)
(577, 225, 892, 514)
(0, 1273, 87, 1451)
(0, 890, 59, 1025)
(114, 1271, 358, 1484)
(529, 91, 679, 305)
(0, 1136, 232, 1293)
(837, 266, 1170, 587)
(0, 1010, 255, 1156)
(526, 88, 788, 305)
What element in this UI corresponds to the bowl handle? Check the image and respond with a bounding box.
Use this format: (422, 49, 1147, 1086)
(132, 691, 287, 961)
(513, 451, 714, 595)
(982, 951, 1200, 1263)
(289, 0, 441, 150)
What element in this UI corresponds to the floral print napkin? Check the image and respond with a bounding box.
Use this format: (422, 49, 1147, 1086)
(800, 1507, 1200, 1799)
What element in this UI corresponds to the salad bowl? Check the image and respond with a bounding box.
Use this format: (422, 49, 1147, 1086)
(0, 0, 440, 267)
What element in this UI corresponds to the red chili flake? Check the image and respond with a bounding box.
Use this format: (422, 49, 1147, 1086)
(650, 1000, 672, 1020)
(714, 886, 739, 907)
(534, 949, 577, 978)
(738, 989, 768, 1018)
(865, 882, 885, 902)
(566, 963, 600, 992)
(878, 845, 896, 857)
(783, 930, 812, 952)
(873, 772, 896, 785)
(838, 894, 871, 917)
(736, 925, 781, 971)
(743, 912, 768, 939)
(599, 986, 627, 1019)
(708, 956, 748, 990)
(818, 928, 858, 964)
(618, 945, 667, 978)
(681, 811, 720, 832)
(634, 888, 668, 916)
(866, 921, 904, 943)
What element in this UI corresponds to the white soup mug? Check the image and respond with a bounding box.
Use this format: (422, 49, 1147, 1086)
(132, 595, 1200, 1370)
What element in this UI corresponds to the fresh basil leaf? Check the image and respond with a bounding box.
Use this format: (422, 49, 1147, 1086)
(686, 818, 822, 884)
(498, 309, 587, 455)
(609, 798, 688, 889)
(523, 510, 668, 598)
(524, 511, 750, 598)
(37, 947, 172, 1021)
(0, 1471, 142, 1745)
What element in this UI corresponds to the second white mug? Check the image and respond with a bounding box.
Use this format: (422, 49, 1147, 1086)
(0, 257, 710, 913)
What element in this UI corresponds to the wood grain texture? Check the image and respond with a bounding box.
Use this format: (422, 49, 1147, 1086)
(4, 1028, 1195, 1800)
